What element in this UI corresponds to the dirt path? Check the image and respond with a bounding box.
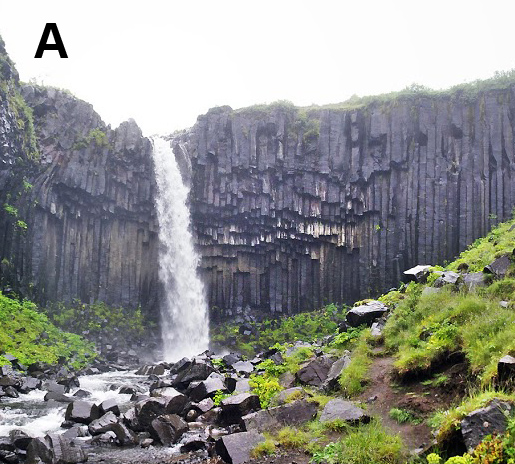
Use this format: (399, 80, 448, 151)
(357, 355, 433, 452)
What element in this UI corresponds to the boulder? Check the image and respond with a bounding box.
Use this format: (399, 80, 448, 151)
(462, 272, 487, 291)
(44, 392, 75, 403)
(320, 399, 369, 424)
(57, 377, 80, 392)
(26, 434, 87, 464)
(215, 430, 265, 464)
(180, 433, 208, 452)
(44, 381, 67, 395)
(232, 361, 254, 375)
(72, 390, 91, 399)
(242, 399, 317, 432)
(135, 398, 167, 429)
(434, 271, 462, 287)
(19, 377, 42, 394)
(421, 287, 442, 296)
(195, 398, 215, 414)
(172, 361, 214, 388)
(296, 355, 335, 386)
(222, 353, 242, 367)
(88, 412, 118, 435)
(233, 378, 251, 393)
(498, 355, 515, 383)
(119, 384, 145, 395)
(99, 398, 120, 416)
(322, 354, 351, 391)
(109, 422, 138, 446)
(271, 387, 305, 406)
(189, 377, 227, 402)
(169, 358, 192, 375)
(198, 407, 221, 424)
(64, 401, 100, 425)
(3, 386, 18, 398)
(403, 265, 432, 283)
(220, 393, 261, 425)
(10, 430, 32, 450)
(460, 400, 513, 451)
(135, 364, 165, 376)
(0, 368, 21, 388)
(484, 255, 512, 279)
(149, 414, 188, 446)
(346, 300, 388, 327)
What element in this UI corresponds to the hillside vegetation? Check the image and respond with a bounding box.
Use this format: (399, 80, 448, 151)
(0, 292, 95, 369)
(213, 215, 515, 464)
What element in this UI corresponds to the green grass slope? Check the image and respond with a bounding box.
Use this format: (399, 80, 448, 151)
(0, 292, 95, 369)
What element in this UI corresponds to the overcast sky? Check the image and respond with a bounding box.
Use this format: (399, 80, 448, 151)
(1, 0, 514, 136)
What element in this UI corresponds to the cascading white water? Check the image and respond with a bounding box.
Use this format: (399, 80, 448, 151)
(152, 137, 209, 361)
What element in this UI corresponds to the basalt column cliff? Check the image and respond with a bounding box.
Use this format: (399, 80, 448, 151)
(0, 38, 159, 311)
(171, 95, 515, 319)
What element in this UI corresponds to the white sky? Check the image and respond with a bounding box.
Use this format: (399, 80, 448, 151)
(1, 0, 514, 136)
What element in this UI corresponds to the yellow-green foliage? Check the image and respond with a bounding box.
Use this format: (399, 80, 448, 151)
(276, 427, 310, 449)
(47, 300, 146, 341)
(433, 388, 515, 443)
(249, 373, 283, 408)
(0, 292, 95, 368)
(211, 303, 345, 356)
(73, 128, 111, 150)
(311, 419, 406, 464)
(384, 284, 515, 382)
(338, 329, 373, 396)
(250, 438, 276, 458)
(447, 217, 515, 272)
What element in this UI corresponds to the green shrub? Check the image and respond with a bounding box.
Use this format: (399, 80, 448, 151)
(249, 374, 283, 408)
(277, 427, 310, 449)
(47, 300, 147, 342)
(311, 419, 406, 464)
(211, 303, 345, 356)
(213, 389, 231, 406)
(447, 217, 515, 272)
(339, 329, 373, 396)
(250, 438, 276, 458)
(388, 407, 422, 424)
(0, 292, 95, 369)
(487, 278, 515, 300)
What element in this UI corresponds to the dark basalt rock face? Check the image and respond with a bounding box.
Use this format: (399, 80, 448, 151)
(0, 36, 159, 315)
(2, 36, 515, 319)
(170, 95, 515, 318)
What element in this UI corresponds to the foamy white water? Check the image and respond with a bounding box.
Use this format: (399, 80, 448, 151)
(152, 137, 209, 361)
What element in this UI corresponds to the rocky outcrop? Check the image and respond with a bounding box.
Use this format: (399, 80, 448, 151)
(0, 37, 159, 314)
(2, 35, 515, 320)
(170, 93, 515, 317)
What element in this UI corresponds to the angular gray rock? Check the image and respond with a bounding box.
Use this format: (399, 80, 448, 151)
(149, 414, 188, 446)
(322, 354, 351, 391)
(346, 300, 388, 327)
(403, 265, 432, 283)
(296, 355, 335, 386)
(215, 430, 265, 464)
(460, 400, 513, 451)
(88, 411, 118, 435)
(434, 271, 462, 287)
(64, 401, 100, 425)
(189, 377, 227, 402)
(26, 434, 87, 464)
(484, 255, 512, 279)
(320, 399, 369, 424)
(498, 355, 515, 383)
(242, 399, 317, 432)
(220, 393, 261, 425)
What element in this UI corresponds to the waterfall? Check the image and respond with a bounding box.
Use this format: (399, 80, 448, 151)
(152, 137, 209, 361)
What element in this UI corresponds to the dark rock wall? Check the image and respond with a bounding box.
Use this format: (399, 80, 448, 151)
(0, 83, 159, 312)
(172, 93, 515, 318)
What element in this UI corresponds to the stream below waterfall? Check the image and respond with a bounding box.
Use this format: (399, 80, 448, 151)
(0, 372, 139, 437)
